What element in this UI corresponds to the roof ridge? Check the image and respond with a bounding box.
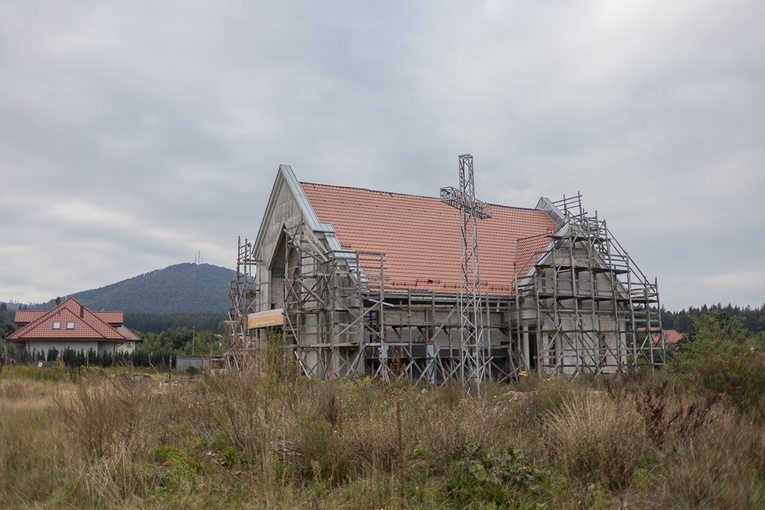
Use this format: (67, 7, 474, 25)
(300, 181, 437, 201)
(299, 181, 540, 211)
(30, 296, 84, 325)
(72, 300, 125, 339)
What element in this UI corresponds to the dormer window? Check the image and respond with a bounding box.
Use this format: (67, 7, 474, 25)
(66, 322, 75, 329)
(53, 322, 61, 329)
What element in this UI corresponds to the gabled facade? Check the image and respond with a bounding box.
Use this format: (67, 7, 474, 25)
(232, 165, 664, 382)
(9, 297, 141, 358)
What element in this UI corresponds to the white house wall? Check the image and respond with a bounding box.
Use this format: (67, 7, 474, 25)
(21, 340, 119, 358)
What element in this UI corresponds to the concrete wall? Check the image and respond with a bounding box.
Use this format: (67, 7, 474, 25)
(176, 355, 212, 372)
(255, 177, 306, 320)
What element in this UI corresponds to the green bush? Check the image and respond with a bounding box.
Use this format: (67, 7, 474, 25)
(446, 444, 549, 506)
(671, 311, 765, 420)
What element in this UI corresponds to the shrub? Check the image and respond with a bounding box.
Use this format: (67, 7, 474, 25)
(671, 312, 765, 420)
(604, 378, 717, 449)
(446, 444, 549, 506)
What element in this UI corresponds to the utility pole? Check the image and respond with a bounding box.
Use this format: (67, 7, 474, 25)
(440, 154, 492, 396)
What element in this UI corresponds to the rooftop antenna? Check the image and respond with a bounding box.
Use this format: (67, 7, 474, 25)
(440, 154, 492, 396)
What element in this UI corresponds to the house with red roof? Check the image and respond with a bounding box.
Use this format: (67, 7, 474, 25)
(655, 329, 684, 351)
(662, 329, 685, 345)
(237, 164, 663, 382)
(8, 297, 140, 359)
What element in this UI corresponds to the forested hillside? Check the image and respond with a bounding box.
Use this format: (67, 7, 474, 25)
(125, 311, 227, 335)
(35, 263, 233, 313)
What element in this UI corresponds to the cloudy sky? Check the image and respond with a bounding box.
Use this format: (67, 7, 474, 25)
(1, 1, 763, 311)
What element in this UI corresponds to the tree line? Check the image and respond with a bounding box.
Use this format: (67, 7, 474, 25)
(661, 303, 765, 333)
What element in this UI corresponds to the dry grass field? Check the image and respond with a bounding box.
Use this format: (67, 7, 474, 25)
(1, 362, 763, 509)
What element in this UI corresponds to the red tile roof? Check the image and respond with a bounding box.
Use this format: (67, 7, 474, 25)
(115, 325, 141, 342)
(643, 329, 685, 347)
(301, 183, 556, 296)
(9, 298, 131, 342)
(14, 309, 124, 326)
(663, 329, 685, 344)
(11, 310, 45, 324)
(93, 311, 124, 324)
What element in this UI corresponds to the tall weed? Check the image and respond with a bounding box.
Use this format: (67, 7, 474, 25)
(545, 393, 647, 490)
(62, 379, 152, 458)
(660, 409, 765, 508)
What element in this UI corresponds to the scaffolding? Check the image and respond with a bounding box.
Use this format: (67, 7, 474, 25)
(279, 222, 388, 379)
(227, 236, 258, 369)
(512, 194, 665, 375)
(233, 192, 665, 381)
(245, 226, 531, 383)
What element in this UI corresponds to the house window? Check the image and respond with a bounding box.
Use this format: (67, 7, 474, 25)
(53, 322, 61, 329)
(66, 322, 75, 329)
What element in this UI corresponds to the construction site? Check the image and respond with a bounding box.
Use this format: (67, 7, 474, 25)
(229, 157, 665, 390)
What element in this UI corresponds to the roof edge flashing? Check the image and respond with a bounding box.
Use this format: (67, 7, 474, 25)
(253, 165, 325, 254)
(282, 165, 323, 233)
(536, 197, 566, 229)
(317, 222, 337, 234)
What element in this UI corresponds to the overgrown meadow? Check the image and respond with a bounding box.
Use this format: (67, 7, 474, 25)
(1, 312, 764, 509)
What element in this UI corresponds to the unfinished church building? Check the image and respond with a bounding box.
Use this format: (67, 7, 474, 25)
(230, 162, 665, 383)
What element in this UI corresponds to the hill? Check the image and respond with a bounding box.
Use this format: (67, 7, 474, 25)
(37, 263, 233, 314)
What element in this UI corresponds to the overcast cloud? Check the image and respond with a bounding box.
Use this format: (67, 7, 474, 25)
(1, 0, 763, 311)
